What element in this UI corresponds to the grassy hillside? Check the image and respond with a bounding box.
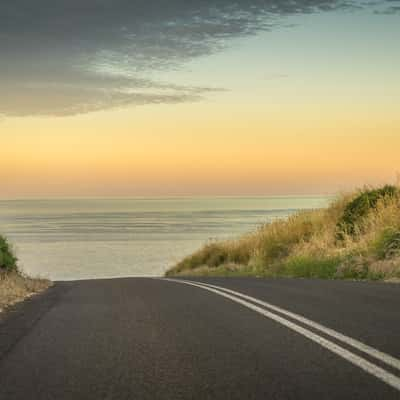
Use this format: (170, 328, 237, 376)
(0, 235, 50, 311)
(166, 185, 400, 281)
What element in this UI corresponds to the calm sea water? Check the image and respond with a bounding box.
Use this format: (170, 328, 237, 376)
(0, 197, 330, 280)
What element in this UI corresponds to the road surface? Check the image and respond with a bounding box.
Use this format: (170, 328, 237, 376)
(0, 277, 399, 399)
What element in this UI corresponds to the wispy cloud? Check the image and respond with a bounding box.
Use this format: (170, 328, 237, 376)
(0, 0, 387, 117)
(0, 75, 224, 117)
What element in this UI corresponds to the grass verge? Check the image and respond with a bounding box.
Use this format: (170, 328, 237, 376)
(0, 235, 51, 311)
(166, 184, 400, 281)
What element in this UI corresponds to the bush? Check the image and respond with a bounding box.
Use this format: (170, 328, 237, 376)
(336, 185, 399, 239)
(0, 236, 18, 273)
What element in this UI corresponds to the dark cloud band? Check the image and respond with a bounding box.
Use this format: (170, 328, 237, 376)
(0, 0, 389, 116)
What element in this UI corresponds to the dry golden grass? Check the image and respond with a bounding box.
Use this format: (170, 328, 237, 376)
(167, 185, 400, 281)
(0, 272, 51, 312)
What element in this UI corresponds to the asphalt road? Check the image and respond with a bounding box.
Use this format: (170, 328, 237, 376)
(0, 277, 399, 399)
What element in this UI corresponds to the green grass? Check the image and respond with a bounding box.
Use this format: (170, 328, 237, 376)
(167, 184, 400, 281)
(278, 256, 340, 279)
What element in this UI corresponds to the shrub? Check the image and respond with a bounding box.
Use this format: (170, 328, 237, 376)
(0, 235, 18, 273)
(336, 185, 399, 239)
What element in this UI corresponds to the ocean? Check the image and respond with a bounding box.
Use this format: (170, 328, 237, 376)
(0, 197, 330, 280)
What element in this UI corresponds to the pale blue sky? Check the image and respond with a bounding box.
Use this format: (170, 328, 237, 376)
(157, 7, 399, 107)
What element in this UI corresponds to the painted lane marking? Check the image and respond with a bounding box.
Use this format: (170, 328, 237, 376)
(163, 278, 400, 392)
(180, 280, 400, 373)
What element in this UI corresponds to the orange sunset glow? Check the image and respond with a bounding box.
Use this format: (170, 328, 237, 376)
(2, 100, 399, 197)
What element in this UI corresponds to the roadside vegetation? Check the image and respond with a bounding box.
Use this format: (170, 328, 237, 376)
(0, 235, 50, 311)
(166, 184, 400, 281)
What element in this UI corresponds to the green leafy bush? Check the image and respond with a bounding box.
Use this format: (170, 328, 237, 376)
(336, 185, 399, 239)
(0, 236, 18, 273)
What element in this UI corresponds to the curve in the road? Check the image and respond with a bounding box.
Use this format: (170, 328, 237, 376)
(163, 278, 400, 393)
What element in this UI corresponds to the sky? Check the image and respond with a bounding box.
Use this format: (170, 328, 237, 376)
(1, 0, 399, 197)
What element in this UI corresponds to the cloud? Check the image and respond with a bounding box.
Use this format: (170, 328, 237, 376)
(0, 0, 378, 117)
(372, 0, 400, 13)
(0, 73, 224, 116)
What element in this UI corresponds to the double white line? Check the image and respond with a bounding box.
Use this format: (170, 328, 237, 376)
(163, 278, 400, 392)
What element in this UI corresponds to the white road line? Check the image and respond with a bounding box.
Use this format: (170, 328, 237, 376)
(163, 278, 400, 392)
(182, 279, 400, 373)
